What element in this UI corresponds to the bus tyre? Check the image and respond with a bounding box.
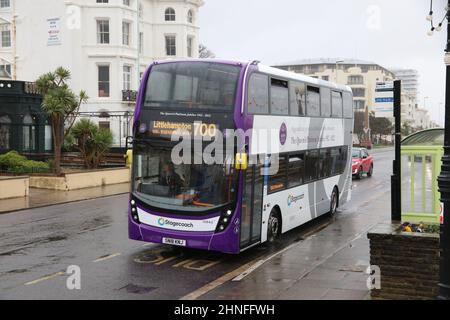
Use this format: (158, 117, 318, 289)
(267, 209, 281, 242)
(367, 165, 373, 178)
(330, 188, 339, 216)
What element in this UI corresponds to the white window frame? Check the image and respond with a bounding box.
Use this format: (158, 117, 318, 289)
(122, 21, 131, 46)
(123, 65, 132, 91)
(96, 19, 110, 44)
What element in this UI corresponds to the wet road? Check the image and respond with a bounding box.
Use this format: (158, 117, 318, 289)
(0, 149, 393, 300)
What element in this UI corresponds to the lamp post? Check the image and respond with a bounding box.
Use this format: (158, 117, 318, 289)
(437, 0, 450, 301)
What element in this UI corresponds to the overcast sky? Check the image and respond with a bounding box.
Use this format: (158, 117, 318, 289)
(199, 0, 447, 125)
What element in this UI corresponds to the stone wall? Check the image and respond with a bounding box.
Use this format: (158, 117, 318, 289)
(29, 168, 130, 191)
(367, 223, 440, 300)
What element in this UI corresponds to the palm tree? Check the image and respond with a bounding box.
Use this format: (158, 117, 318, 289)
(71, 119, 113, 169)
(36, 67, 88, 174)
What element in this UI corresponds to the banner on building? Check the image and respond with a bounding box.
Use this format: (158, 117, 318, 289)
(373, 81, 394, 118)
(47, 18, 61, 46)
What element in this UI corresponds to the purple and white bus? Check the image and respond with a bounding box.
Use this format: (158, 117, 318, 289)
(128, 59, 353, 254)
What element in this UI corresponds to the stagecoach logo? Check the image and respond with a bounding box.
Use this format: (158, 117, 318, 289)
(287, 194, 304, 207)
(157, 217, 194, 229)
(280, 123, 287, 146)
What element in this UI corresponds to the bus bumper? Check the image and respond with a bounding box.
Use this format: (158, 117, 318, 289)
(128, 213, 241, 254)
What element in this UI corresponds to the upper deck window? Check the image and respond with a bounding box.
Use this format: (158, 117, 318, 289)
(144, 62, 241, 111)
(270, 78, 289, 115)
(248, 73, 269, 114)
(289, 81, 306, 116)
(331, 91, 343, 118)
(343, 92, 353, 118)
(306, 86, 320, 117)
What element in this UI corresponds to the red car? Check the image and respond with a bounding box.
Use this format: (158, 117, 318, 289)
(352, 147, 374, 179)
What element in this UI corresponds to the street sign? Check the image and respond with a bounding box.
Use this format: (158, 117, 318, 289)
(373, 81, 394, 118)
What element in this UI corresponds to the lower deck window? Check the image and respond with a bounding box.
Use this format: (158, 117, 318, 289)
(267, 146, 348, 194)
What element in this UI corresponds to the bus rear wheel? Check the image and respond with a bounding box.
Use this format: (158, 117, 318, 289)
(330, 188, 339, 216)
(267, 209, 281, 242)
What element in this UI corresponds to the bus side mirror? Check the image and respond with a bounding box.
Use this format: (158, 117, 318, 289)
(235, 153, 248, 171)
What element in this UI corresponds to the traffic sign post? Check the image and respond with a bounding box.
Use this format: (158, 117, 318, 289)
(391, 80, 402, 222)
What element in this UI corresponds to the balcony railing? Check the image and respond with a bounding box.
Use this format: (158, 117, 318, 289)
(122, 90, 137, 102)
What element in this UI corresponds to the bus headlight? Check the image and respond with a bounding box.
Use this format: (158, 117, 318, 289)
(215, 208, 235, 233)
(130, 198, 140, 224)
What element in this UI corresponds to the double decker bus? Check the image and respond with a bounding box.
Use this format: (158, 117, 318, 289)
(128, 59, 353, 254)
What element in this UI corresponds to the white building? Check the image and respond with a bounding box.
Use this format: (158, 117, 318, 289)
(390, 68, 419, 100)
(0, 0, 204, 146)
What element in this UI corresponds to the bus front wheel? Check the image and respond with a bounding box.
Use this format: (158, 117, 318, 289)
(267, 209, 281, 242)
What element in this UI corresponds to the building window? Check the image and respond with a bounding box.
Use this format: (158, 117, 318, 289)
(322, 75, 329, 81)
(44, 123, 52, 151)
(187, 9, 194, 23)
(99, 121, 110, 131)
(187, 36, 193, 57)
(352, 88, 365, 98)
(139, 3, 143, 18)
(122, 21, 131, 46)
(98, 65, 110, 97)
(0, 115, 11, 150)
(0, 0, 10, 8)
(165, 35, 176, 56)
(348, 75, 364, 85)
(22, 114, 36, 152)
(97, 20, 110, 44)
(0, 64, 11, 78)
(139, 32, 144, 53)
(96, 0, 108, 3)
(123, 65, 132, 90)
(165, 8, 176, 21)
(1, 25, 11, 48)
(353, 100, 365, 110)
(123, 0, 130, 6)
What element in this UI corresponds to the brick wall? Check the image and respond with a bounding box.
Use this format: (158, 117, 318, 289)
(367, 224, 440, 300)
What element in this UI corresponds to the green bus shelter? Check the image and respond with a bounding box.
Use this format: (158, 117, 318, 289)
(401, 128, 444, 224)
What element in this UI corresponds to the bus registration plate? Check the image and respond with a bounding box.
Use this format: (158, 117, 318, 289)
(162, 237, 186, 247)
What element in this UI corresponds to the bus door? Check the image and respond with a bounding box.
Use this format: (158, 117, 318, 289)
(240, 164, 263, 249)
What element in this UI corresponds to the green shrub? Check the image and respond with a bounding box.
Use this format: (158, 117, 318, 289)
(0, 151, 27, 168)
(0, 151, 50, 173)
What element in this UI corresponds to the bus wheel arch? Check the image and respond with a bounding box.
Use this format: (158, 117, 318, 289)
(267, 206, 282, 242)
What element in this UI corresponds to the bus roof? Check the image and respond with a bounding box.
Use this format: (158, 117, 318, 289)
(151, 58, 352, 94)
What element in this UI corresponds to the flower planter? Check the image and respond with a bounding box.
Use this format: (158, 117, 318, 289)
(367, 223, 439, 300)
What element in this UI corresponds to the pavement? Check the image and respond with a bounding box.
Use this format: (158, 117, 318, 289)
(0, 148, 393, 300)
